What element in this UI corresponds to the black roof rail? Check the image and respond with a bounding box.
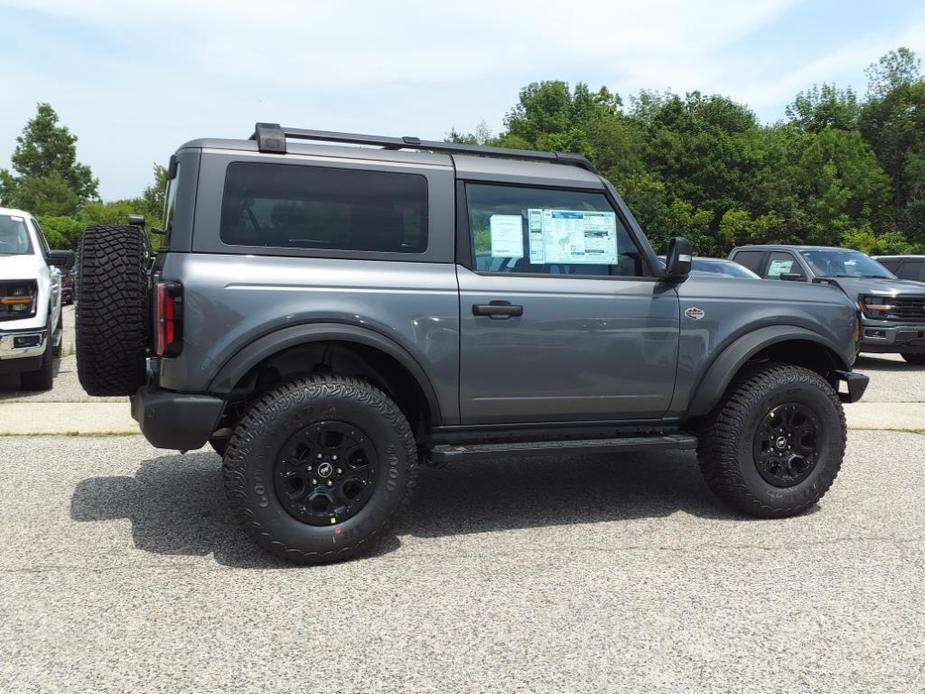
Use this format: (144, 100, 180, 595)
(249, 122, 599, 174)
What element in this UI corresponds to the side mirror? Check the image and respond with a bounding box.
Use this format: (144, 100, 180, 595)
(779, 272, 806, 282)
(664, 237, 692, 281)
(47, 249, 76, 271)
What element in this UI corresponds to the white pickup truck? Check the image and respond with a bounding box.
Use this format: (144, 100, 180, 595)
(0, 207, 74, 390)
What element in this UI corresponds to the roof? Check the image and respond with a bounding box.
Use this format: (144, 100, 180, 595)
(733, 244, 858, 252)
(0, 206, 32, 218)
(179, 123, 604, 189)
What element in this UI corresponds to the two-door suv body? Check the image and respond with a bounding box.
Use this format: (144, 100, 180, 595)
(76, 124, 868, 563)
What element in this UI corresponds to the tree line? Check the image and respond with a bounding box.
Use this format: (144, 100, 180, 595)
(1, 47, 923, 256)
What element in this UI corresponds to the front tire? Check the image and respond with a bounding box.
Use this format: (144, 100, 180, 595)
(223, 376, 418, 564)
(697, 363, 845, 518)
(901, 353, 925, 365)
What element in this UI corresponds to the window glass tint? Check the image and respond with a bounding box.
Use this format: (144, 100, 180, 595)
(800, 249, 893, 278)
(898, 261, 925, 282)
(731, 251, 764, 274)
(765, 251, 804, 279)
(220, 162, 427, 253)
(877, 258, 901, 272)
(466, 184, 644, 276)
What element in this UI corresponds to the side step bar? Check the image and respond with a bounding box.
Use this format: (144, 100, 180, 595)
(429, 434, 698, 465)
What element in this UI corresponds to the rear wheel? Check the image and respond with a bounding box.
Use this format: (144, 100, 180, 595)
(76, 225, 148, 396)
(901, 353, 925, 366)
(223, 376, 417, 564)
(697, 363, 845, 518)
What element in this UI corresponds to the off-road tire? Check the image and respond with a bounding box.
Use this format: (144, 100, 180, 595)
(901, 353, 925, 366)
(223, 376, 418, 564)
(76, 225, 148, 396)
(21, 317, 54, 391)
(697, 363, 845, 518)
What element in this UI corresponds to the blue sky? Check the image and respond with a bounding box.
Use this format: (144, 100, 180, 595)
(1, 0, 923, 200)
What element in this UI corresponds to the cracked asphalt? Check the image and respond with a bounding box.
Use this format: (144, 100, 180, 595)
(1, 431, 923, 693)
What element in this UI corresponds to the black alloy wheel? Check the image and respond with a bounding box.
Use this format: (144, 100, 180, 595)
(753, 403, 820, 487)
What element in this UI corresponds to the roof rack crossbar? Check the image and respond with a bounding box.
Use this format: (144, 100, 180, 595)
(249, 123, 598, 173)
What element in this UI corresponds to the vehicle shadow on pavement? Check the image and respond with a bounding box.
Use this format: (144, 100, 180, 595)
(70, 448, 749, 568)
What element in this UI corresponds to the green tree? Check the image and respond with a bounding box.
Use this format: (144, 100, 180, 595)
(0, 103, 98, 214)
(786, 84, 860, 133)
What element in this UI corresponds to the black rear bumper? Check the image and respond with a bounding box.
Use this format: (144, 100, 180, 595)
(130, 386, 225, 450)
(834, 370, 869, 403)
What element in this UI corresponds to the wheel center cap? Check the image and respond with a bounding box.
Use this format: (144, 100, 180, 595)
(775, 436, 788, 449)
(317, 461, 334, 479)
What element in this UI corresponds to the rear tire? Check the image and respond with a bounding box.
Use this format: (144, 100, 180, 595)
(697, 363, 845, 518)
(223, 376, 417, 564)
(76, 225, 148, 396)
(901, 353, 925, 365)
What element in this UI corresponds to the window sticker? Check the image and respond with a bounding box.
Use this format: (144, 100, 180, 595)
(489, 214, 524, 259)
(767, 259, 794, 277)
(527, 209, 617, 264)
(10, 216, 24, 222)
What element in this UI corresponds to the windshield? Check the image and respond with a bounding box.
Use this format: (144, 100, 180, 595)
(800, 249, 895, 279)
(0, 214, 34, 256)
(692, 258, 759, 278)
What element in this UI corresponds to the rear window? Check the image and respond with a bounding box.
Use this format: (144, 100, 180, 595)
(731, 250, 765, 274)
(219, 162, 427, 253)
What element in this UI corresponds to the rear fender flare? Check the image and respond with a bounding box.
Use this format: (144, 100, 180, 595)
(208, 322, 442, 424)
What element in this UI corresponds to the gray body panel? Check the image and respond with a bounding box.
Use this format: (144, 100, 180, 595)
(150, 142, 863, 442)
(156, 253, 461, 423)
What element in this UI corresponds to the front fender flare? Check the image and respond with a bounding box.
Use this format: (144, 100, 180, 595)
(687, 325, 850, 418)
(208, 322, 442, 424)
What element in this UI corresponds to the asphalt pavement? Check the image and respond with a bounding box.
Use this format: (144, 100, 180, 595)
(0, 307, 924, 692)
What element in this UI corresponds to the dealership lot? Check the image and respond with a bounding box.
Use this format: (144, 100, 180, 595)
(0, 311, 923, 692)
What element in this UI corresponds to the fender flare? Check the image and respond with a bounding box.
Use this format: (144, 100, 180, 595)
(687, 325, 850, 417)
(208, 322, 442, 424)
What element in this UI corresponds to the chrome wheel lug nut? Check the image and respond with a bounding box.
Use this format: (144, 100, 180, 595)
(337, 468, 342, 474)
(327, 480, 333, 487)
(311, 478, 317, 485)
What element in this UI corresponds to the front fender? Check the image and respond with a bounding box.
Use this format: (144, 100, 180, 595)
(686, 325, 850, 417)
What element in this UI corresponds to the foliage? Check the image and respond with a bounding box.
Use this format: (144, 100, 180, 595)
(450, 48, 925, 255)
(0, 103, 98, 214)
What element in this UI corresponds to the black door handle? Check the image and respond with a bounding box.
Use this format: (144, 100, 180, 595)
(472, 301, 523, 319)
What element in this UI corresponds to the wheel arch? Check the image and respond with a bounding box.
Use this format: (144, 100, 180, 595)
(209, 322, 443, 430)
(687, 326, 850, 418)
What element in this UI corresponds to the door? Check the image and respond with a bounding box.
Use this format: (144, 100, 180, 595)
(457, 182, 680, 424)
(762, 251, 807, 281)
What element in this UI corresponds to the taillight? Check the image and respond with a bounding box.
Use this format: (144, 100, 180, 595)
(154, 281, 183, 356)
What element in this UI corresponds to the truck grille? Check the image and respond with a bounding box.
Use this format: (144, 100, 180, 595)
(878, 296, 925, 322)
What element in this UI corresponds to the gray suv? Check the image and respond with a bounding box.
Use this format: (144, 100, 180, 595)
(76, 124, 868, 564)
(730, 245, 925, 365)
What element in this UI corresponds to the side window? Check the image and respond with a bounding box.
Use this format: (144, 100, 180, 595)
(731, 251, 765, 274)
(900, 261, 925, 282)
(220, 162, 428, 253)
(465, 183, 645, 277)
(878, 258, 901, 273)
(765, 251, 805, 279)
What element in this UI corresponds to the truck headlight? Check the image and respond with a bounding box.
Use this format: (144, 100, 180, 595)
(1, 284, 35, 316)
(859, 295, 892, 319)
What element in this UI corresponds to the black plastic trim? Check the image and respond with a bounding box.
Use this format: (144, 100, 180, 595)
(130, 386, 225, 450)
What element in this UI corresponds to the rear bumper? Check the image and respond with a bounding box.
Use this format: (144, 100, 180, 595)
(130, 385, 225, 450)
(834, 369, 869, 403)
(860, 322, 925, 353)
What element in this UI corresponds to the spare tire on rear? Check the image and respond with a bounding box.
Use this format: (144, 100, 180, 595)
(76, 225, 149, 396)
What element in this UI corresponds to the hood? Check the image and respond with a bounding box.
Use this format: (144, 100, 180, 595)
(824, 276, 925, 299)
(0, 253, 42, 278)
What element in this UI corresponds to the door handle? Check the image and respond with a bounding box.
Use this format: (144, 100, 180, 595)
(472, 301, 523, 319)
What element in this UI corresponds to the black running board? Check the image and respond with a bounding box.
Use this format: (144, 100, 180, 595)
(429, 434, 697, 465)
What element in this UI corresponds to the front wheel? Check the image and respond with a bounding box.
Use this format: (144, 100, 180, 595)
(697, 363, 845, 518)
(223, 376, 418, 564)
(901, 353, 925, 366)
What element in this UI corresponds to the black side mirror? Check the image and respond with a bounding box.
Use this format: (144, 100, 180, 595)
(47, 249, 76, 271)
(664, 237, 693, 281)
(779, 272, 806, 282)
